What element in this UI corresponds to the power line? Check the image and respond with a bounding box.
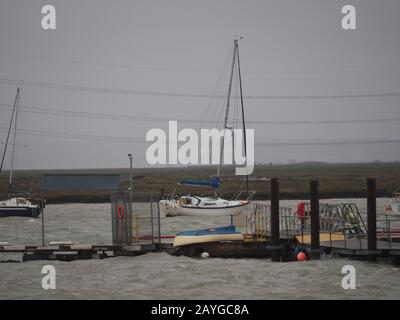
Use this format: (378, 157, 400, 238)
(1, 53, 400, 75)
(0, 53, 232, 74)
(249, 118, 400, 125)
(0, 104, 178, 123)
(1, 78, 400, 100)
(0, 127, 142, 144)
(1, 126, 400, 147)
(255, 139, 400, 146)
(1, 103, 400, 125)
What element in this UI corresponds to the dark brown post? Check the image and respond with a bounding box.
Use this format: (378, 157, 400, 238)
(160, 188, 165, 200)
(367, 178, 377, 261)
(310, 180, 320, 258)
(270, 178, 280, 261)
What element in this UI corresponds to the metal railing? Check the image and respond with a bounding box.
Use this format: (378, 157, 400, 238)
(111, 191, 161, 245)
(233, 203, 299, 241)
(233, 202, 400, 248)
(376, 213, 400, 249)
(234, 190, 256, 201)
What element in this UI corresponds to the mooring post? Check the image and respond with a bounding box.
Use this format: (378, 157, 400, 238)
(310, 180, 320, 259)
(270, 178, 280, 262)
(160, 188, 164, 200)
(41, 201, 45, 246)
(157, 200, 161, 245)
(367, 178, 377, 261)
(41, 177, 45, 246)
(150, 194, 154, 244)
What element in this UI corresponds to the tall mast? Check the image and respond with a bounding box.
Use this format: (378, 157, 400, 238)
(0, 88, 18, 176)
(9, 87, 20, 195)
(237, 44, 249, 197)
(217, 39, 238, 178)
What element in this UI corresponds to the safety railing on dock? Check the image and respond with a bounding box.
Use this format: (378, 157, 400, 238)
(301, 212, 400, 250)
(233, 202, 400, 248)
(233, 203, 300, 241)
(111, 191, 161, 246)
(377, 213, 400, 245)
(294, 203, 400, 249)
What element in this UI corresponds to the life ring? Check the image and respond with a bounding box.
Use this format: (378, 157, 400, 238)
(117, 205, 125, 219)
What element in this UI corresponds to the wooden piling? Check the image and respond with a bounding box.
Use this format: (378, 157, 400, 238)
(160, 188, 165, 200)
(270, 178, 280, 261)
(367, 178, 377, 261)
(310, 180, 320, 258)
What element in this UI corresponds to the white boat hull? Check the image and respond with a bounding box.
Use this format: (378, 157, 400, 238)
(385, 203, 400, 215)
(160, 198, 251, 217)
(385, 191, 400, 215)
(159, 199, 179, 217)
(178, 202, 251, 216)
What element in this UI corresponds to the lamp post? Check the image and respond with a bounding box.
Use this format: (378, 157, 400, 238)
(127, 154, 133, 245)
(128, 154, 133, 212)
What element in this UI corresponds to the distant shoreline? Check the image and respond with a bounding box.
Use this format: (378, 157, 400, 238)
(38, 189, 394, 205)
(1, 162, 400, 204)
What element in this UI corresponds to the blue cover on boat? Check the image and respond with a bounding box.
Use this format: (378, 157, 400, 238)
(177, 177, 221, 189)
(176, 226, 239, 236)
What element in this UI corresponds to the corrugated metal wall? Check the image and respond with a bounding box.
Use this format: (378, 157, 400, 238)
(42, 174, 120, 192)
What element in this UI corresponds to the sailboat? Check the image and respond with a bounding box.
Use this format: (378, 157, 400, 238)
(160, 39, 254, 217)
(0, 88, 43, 218)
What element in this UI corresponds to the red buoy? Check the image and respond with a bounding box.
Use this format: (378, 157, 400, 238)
(297, 251, 307, 261)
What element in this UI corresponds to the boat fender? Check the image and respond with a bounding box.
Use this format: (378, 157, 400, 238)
(297, 202, 305, 218)
(117, 205, 125, 219)
(201, 252, 210, 259)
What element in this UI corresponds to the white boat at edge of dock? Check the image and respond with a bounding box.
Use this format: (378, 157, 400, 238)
(385, 191, 400, 214)
(160, 196, 251, 217)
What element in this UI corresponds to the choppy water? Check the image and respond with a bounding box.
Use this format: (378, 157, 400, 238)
(0, 199, 399, 299)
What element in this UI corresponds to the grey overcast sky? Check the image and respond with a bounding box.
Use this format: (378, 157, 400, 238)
(0, 0, 399, 170)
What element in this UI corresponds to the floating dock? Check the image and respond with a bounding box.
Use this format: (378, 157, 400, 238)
(0, 243, 167, 262)
(1, 178, 400, 266)
(320, 239, 400, 258)
(171, 240, 287, 259)
(168, 178, 400, 265)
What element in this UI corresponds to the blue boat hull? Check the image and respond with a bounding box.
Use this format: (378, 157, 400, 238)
(176, 225, 240, 237)
(0, 206, 41, 218)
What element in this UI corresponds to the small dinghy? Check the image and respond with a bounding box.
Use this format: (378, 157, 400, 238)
(173, 225, 244, 247)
